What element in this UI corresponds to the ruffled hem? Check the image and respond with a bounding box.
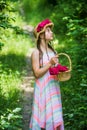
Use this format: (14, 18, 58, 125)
(29, 121, 64, 130)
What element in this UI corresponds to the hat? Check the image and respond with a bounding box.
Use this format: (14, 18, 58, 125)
(34, 19, 54, 41)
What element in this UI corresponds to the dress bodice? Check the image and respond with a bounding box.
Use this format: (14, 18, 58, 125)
(40, 51, 55, 67)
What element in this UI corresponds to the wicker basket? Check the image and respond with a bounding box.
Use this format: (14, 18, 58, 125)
(57, 53, 72, 81)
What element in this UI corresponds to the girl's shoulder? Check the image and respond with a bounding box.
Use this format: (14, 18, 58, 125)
(31, 48, 39, 57)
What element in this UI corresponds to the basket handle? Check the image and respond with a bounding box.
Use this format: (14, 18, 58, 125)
(58, 53, 72, 71)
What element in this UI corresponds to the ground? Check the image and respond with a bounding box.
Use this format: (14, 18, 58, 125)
(21, 48, 35, 130)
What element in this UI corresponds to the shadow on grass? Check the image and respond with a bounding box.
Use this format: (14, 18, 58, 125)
(0, 53, 30, 75)
(0, 51, 35, 130)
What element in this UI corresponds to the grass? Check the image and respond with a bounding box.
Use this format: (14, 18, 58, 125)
(0, 1, 34, 128)
(0, 28, 33, 96)
(0, 26, 33, 129)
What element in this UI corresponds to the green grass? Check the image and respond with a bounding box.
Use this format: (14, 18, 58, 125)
(0, 26, 33, 129)
(0, 1, 34, 127)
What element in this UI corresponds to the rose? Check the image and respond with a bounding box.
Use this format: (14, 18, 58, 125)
(36, 19, 51, 32)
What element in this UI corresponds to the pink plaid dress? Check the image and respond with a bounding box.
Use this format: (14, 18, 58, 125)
(29, 52, 64, 130)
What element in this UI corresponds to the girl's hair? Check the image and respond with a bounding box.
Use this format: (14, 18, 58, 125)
(37, 38, 43, 66)
(37, 37, 56, 67)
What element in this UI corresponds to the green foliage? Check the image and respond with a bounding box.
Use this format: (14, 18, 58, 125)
(21, 0, 55, 24)
(0, 12, 32, 127)
(0, 42, 4, 50)
(0, 60, 22, 130)
(55, 38, 87, 130)
(0, 0, 16, 29)
(0, 108, 22, 130)
(0, 0, 27, 50)
(0, 1, 33, 129)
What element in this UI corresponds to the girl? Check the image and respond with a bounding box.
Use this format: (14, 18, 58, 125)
(29, 19, 64, 130)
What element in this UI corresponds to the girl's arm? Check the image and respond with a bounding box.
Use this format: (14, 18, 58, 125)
(31, 49, 58, 78)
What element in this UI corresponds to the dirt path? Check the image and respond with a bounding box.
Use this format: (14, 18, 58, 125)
(21, 48, 35, 130)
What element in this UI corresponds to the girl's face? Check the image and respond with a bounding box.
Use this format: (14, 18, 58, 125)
(45, 27, 53, 41)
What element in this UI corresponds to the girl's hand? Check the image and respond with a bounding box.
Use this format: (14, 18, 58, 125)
(49, 55, 59, 66)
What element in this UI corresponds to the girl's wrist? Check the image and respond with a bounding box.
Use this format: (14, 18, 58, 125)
(48, 62, 52, 68)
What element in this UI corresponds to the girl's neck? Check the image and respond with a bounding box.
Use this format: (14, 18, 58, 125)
(40, 39, 49, 53)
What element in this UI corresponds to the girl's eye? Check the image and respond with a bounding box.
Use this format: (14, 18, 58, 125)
(47, 29, 51, 32)
(46, 27, 52, 33)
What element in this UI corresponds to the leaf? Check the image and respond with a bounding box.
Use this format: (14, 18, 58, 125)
(13, 108, 21, 113)
(80, 83, 87, 87)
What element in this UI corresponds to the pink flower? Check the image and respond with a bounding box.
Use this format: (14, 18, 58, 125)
(49, 64, 69, 75)
(36, 19, 51, 32)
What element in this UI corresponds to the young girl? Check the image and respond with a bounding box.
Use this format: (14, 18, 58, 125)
(29, 19, 64, 130)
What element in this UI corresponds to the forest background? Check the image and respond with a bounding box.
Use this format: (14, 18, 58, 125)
(0, 0, 87, 130)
